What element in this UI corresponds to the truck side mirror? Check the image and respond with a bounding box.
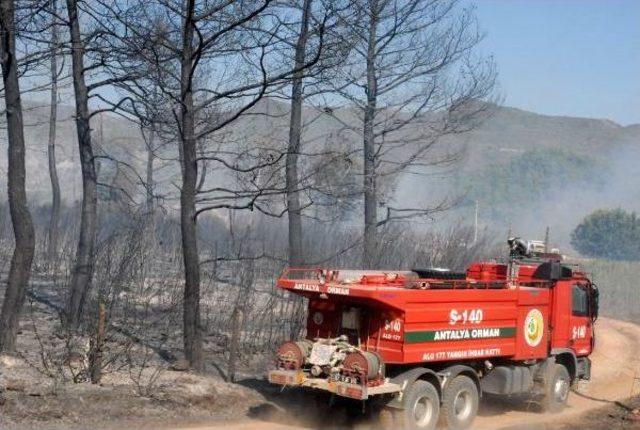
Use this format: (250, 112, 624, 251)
(589, 284, 599, 322)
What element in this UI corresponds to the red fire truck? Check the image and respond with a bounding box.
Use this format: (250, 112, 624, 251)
(268, 239, 599, 430)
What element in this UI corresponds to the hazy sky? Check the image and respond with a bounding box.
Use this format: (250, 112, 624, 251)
(475, 0, 640, 125)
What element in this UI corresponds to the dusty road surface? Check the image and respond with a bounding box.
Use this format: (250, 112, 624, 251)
(171, 318, 640, 430)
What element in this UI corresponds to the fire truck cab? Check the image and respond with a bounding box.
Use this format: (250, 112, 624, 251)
(268, 239, 599, 430)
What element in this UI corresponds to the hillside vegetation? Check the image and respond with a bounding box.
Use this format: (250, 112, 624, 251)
(455, 148, 609, 220)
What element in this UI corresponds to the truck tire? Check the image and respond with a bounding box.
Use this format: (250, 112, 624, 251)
(542, 363, 570, 413)
(391, 380, 440, 430)
(439, 375, 479, 430)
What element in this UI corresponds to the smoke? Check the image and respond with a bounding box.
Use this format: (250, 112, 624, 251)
(499, 143, 640, 251)
(392, 140, 640, 255)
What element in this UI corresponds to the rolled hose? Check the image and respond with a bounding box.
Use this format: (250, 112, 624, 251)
(342, 351, 384, 380)
(276, 340, 313, 370)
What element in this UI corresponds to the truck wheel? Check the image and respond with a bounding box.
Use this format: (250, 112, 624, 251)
(542, 363, 570, 413)
(392, 380, 440, 430)
(439, 375, 479, 430)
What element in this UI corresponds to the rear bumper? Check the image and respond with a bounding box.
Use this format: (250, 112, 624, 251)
(268, 369, 401, 400)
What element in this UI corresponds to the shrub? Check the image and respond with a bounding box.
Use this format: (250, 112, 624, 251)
(571, 209, 640, 260)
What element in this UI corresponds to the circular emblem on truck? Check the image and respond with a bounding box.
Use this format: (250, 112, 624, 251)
(312, 311, 324, 326)
(524, 308, 544, 347)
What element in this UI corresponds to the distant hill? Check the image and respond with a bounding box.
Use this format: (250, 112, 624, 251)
(452, 105, 635, 166)
(0, 98, 638, 248)
(0, 100, 146, 204)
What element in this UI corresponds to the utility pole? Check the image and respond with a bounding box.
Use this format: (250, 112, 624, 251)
(473, 200, 479, 243)
(544, 226, 550, 253)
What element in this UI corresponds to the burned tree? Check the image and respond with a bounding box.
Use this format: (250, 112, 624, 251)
(177, 0, 327, 370)
(93, 0, 329, 370)
(47, 0, 61, 268)
(58, 0, 144, 326)
(281, 0, 355, 265)
(63, 0, 99, 327)
(178, 0, 203, 370)
(0, 0, 36, 352)
(285, 0, 314, 267)
(331, 0, 496, 266)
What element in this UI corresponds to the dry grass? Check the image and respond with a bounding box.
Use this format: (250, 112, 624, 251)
(580, 259, 640, 324)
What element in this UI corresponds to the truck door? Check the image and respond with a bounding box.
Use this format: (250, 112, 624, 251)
(569, 283, 592, 356)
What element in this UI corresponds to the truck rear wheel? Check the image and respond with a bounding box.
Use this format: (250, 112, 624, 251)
(439, 375, 479, 430)
(388, 380, 440, 430)
(542, 363, 570, 413)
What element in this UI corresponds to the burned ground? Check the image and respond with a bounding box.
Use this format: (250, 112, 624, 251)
(1, 282, 639, 430)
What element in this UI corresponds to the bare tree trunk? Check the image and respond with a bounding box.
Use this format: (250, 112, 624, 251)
(144, 126, 156, 252)
(0, 0, 36, 352)
(227, 307, 243, 383)
(65, 0, 98, 327)
(47, 0, 61, 268)
(362, 2, 378, 268)
(196, 140, 207, 193)
(286, 0, 313, 267)
(89, 302, 105, 384)
(179, 0, 203, 371)
(145, 126, 155, 216)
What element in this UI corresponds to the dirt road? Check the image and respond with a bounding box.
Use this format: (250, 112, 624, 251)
(172, 318, 640, 430)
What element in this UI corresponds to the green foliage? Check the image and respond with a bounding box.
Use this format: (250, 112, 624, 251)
(456, 148, 607, 220)
(571, 209, 640, 261)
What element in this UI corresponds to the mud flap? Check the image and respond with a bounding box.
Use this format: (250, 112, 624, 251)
(577, 357, 592, 380)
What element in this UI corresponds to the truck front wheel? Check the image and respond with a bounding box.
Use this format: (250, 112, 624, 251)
(439, 375, 479, 430)
(389, 379, 440, 430)
(542, 363, 570, 413)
